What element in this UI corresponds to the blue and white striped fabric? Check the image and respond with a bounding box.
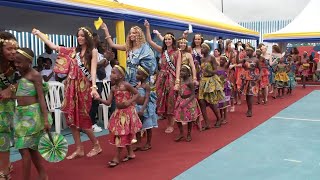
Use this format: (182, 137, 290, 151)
(6, 30, 77, 65)
(234, 20, 292, 46)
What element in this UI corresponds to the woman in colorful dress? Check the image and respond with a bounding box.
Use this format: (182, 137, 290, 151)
(287, 55, 296, 94)
(238, 46, 261, 117)
(256, 49, 269, 104)
(225, 40, 238, 112)
(175, 65, 201, 142)
(217, 54, 231, 124)
(258, 43, 271, 101)
(0, 31, 19, 180)
(274, 57, 289, 97)
(101, 23, 157, 87)
(96, 65, 142, 168)
(14, 48, 50, 180)
(299, 51, 310, 88)
(199, 43, 225, 129)
(144, 20, 182, 134)
(32, 27, 102, 160)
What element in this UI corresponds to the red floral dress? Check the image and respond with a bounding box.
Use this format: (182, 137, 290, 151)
(59, 47, 93, 129)
(108, 90, 142, 147)
(156, 49, 179, 116)
(259, 59, 270, 89)
(174, 84, 202, 123)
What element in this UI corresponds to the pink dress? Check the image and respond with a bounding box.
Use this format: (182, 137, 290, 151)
(174, 84, 202, 123)
(108, 90, 142, 147)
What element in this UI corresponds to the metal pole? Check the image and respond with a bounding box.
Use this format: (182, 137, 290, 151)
(221, 0, 224, 13)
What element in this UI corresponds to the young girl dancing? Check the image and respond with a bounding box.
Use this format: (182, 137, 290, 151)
(274, 57, 289, 97)
(14, 48, 50, 180)
(174, 65, 202, 142)
(216, 54, 231, 124)
(256, 49, 269, 104)
(96, 65, 142, 168)
(134, 65, 158, 151)
(287, 55, 296, 94)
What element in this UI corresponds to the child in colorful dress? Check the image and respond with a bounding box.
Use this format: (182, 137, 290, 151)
(175, 65, 202, 142)
(274, 57, 289, 97)
(14, 48, 51, 180)
(256, 50, 269, 104)
(134, 65, 158, 151)
(96, 65, 142, 168)
(287, 55, 296, 94)
(299, 51, 310, 88)
(217, 54, 231, 124)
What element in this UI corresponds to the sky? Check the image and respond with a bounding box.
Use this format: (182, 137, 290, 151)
(211, 0, 311, 22)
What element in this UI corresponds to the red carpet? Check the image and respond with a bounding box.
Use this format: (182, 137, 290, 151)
(12, 86, 319, 180)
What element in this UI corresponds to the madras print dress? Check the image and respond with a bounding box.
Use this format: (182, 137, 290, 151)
(58, 47, 93, 129)
(14, 78, 52, 150)
(275, 65, 289, 88)
(217, 70, 231, 109)
(0, 72, 16, 152)
(108, 90, 142, 147)
(136, 87, 158, 130)
(175, 84, 202, 123)
(198, 62, 225, 104)
(240, 60, 260, 96)
(156, 49, 178, 116)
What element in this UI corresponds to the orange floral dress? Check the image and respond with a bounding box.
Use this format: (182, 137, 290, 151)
(240, 59, 260, 96)
(259, 59, 270, 89)
(108, 90, 142, 147)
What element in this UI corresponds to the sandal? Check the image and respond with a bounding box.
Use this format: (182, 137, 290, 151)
(87, 142, 102, 157)
(230, 106, 235, 112)
(0, 172, 11, 180)
(108, 161, 119, 168)
(214, 121, 222, 128)
(186, 134, 192, 142)
(165, 126, 174, 134)
(66, 150, 85, 160)
(140, 145, 152, 151)
(122, 156, 135, 162)
(201, 126, 210, 131)
(8, 164, 13, 173)
(246, 111, 252, 117)
(174, 135, 185, 142)
(221, 120, 228, 125)
(133, 147, 141, 152)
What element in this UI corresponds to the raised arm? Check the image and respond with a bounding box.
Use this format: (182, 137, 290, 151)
(32, 29, 59, 51)
(144, 20, 162, 53)
(153, 30, 164, 42)
(174, 51, 182, 90)
(100, 23, 126, 51)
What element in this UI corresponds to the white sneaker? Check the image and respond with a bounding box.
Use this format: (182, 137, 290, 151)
(92, 124, 102, 133)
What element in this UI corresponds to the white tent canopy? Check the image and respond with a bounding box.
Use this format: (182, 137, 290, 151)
(264, 0, 320, 42)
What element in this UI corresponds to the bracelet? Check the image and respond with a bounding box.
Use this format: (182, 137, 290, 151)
(175, 79, 180, 84)
(9, 84, 16, 93)
(105, 35, 111, 40)
(90, 85, 98, 90)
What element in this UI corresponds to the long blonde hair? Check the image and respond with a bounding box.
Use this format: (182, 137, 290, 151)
(125, 26, 146, 51)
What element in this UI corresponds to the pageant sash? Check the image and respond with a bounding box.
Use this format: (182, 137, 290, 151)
(75, 53, 92, 81)
(0, 73, 11, 86)
(164, 50, 176, 72)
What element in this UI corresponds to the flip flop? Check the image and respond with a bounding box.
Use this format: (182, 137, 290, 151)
(201, 126, 210, 131)
(165, 126, 174, 134)
(122, 156, 135, 162)
(133, 147, 141, 152)
(108, 161, 119, 168)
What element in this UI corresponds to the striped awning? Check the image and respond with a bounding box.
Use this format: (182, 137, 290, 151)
(0, 0, 259, 39)
(263, 0, 320, 42)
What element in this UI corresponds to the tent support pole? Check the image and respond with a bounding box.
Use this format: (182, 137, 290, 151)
(116, 21, 126, 68)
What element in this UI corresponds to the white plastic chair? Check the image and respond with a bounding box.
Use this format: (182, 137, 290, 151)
(45, 81, 66, 133)
(98, 80, 111, 129)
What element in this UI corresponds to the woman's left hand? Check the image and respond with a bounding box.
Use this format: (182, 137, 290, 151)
(0, 88, 13, 100)
(91, 89, 100, 99)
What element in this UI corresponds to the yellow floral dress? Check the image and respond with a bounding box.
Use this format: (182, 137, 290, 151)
(198, 62, 225, 104)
